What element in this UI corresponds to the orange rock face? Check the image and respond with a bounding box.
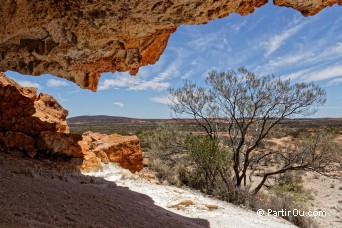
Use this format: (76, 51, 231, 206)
(81, 153, 102, 173)
(0, 72, 70, 158)
(81, 132, 143, 173)
(0, 73, 69, 136)
(0, 0, 340, 91)
(0, 73, 143, 172)
(274, 0, 342, 16)
(0, 131, 36, 158)
(37, 131, 83, 158)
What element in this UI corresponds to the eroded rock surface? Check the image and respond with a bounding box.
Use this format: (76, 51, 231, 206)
(0, 0, 340, 91)
(37, 131, 84, 158)
(0, 73, 69, 135)
(0, 131, 36, 158)
(81, 132, 143, 172)
(0, 73, 143, 172)
(0, 72, 70, 158)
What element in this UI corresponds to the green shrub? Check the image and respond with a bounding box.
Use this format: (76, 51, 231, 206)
(271, 172, 313, 202)
(185, 135, 232, 194)
(142, 123, 191, 186)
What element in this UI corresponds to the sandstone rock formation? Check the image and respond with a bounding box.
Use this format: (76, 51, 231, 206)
(37, 131, 84, 158)
(81, 153, 103, 173)
(0, 131, 36, 158)
(0, 73, 143, 172)
(0, 73, 69, 135)
(0, 72, 69, 158)
(0, 0, 340, 91)
(81, 132, 143, 172)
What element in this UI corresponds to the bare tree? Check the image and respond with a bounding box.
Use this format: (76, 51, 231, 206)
(169, 79, 219, 140)
(169, 67, 329, 195)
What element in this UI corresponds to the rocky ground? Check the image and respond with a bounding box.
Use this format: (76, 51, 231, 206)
(302, 172, 342, 227)
(0, 152, 295, 228)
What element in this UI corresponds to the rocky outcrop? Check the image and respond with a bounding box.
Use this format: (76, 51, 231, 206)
(81, 132, 143, 172)
(0, 131, 36, 158)
(0, 73, 143, 172)
(0, 72, 70, 158)
(274, 0, 341, 16)
(35, 131, 143, 173)
(37, 131, 84, 158)
(0, 0, 340, 91)
(0, 73, 69, 135)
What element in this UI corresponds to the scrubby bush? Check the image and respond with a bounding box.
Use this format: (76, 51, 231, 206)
(250, 193, 318, 228)
(142, 123, 191, 186)
(271, 172, 313, 202)
(185, 135, 231, 194)
(144, 123, 329, 228)
(245, 172, 317, 227)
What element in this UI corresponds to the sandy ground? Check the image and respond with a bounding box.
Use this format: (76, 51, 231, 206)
(267, 135, 342, 228)
(302, 172, 342, 227)
(0, 152, 295, 228)
(83, 163, 295, 228)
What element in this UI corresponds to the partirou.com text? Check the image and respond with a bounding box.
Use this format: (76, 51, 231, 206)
(257, 209, 326, 217)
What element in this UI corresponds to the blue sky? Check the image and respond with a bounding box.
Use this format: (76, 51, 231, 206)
(6, 3, 342, 118)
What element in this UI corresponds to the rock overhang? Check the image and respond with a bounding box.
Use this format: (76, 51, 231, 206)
(0, 0, 341, 91)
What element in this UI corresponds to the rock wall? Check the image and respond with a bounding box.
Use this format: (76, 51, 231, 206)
(0, 72, 69, 158)
(0, 0, 340, 91)
(0, 73, 69, 136)
(0, 73, 143, 172)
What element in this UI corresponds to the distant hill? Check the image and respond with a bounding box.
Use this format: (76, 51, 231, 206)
(67, 115, 342, 128)
(67, 115, 167, 124)
(67, 115, 137, 123)
(67, 115, 342, 135)
(67, 115, 170, 135)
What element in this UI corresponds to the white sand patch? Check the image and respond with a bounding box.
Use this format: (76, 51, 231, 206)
(83, 163, 296, 228)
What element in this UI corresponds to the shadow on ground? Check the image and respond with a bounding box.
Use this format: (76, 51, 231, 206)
(0, 152, 209, 228)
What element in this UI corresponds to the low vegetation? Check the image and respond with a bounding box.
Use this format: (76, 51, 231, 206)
(169, 67, 330, 195)
(67, 68, 341, 228)
(141, 122, 341, 227)
(155, 67, 339, 227)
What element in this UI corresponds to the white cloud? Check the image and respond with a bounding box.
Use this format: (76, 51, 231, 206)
(282, 67, 316, 81)
(98, 76, 170, 91)
(16, 80, 41, 89)
(150, 95, 172, 105)
(156, 62, 178, 81)
(264, 22, 306, 56)
(260, 42, 342, 77)
(262, 53, 310, 73)
(47, 79, 69, 88)
(114, 102, 124, 108)
(305, 65, 342, 82)
(228, 20, 247, 32)
(98, 76, 135, 90)
(129, 80, 170, 91)
(284, 65, 342, 82)
(57, 92, 68, 102)
(182, 70, 193, 79)
(98, 59, 181, 91)
(191, 32, 228, 51)
(299, 43, 342, 65)
(127, 61, 180, 91)
(68, 90, 80, 94)
(327, 76, 342, 86)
